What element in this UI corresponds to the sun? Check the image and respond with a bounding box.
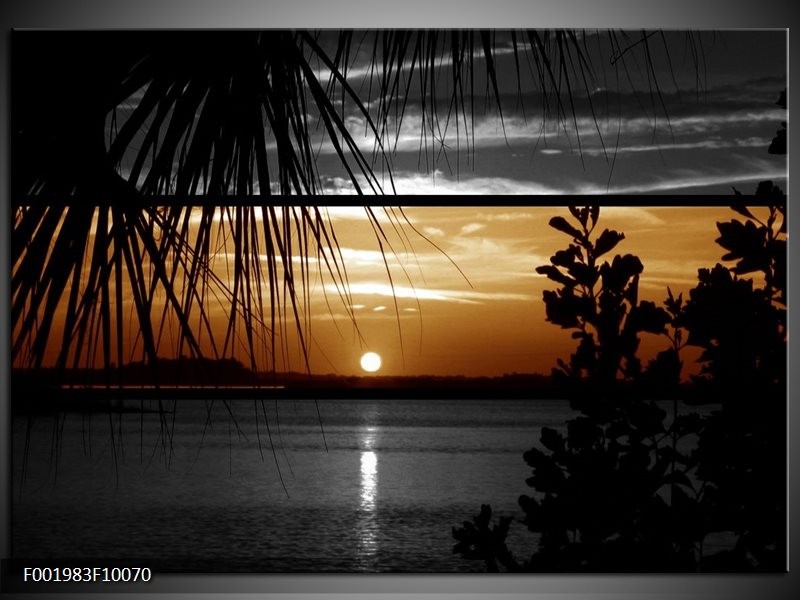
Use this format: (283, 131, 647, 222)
(360, 352, 382, 373)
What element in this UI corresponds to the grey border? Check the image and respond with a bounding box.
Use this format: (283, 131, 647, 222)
(0, 1, 795, 598)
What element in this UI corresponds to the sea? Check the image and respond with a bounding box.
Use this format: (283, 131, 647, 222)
(10, 397, 688, 572)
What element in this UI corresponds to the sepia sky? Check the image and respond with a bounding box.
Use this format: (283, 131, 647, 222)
(25, 203, 762, 378)
(254, 205, 762, 377)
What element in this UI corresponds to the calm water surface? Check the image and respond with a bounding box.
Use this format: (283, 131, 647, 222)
(13, 398, 579, 571)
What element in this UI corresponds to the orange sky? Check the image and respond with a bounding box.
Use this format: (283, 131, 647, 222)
(25, 204, 751, 379)
(280, 205, 742, 377)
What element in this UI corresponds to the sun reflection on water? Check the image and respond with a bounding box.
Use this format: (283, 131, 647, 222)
(360, 451, 377, 510)
(357, 427, 379, 567)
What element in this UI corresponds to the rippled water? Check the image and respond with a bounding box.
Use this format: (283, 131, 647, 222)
(13, 398, 577, 572)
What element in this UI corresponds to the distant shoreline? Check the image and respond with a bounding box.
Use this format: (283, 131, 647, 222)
(10, 383, 571, 415)
(10, 357, 708, 415)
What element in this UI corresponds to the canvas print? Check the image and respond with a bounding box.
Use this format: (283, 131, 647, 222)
(10, 30, 787, 573)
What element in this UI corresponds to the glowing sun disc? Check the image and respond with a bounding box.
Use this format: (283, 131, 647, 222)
(360, 352, 382, 373)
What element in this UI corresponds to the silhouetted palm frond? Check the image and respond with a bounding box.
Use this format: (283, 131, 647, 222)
(11, 29, 695, 375)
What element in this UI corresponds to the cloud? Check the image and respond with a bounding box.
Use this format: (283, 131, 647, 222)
(353, 170, 563, 195)
(474, 211, 539, 222)
(320, 206, 406, 225)
(459, 223, 486, 235)
(581, 136, 772, 157)
(312, 42, 517, 84)
(321, 152, 785, 195)
(332, 282, 533, 305)
(312, 102, 785, 159)
(337, 248, 389, 266)
(423, 226, 445, 237)
(447, 235, 505, 257)
(582, 169, 787, 195)
(594, 207, 666, 226)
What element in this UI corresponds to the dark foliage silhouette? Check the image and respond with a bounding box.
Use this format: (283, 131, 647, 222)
(678, 190, 786, 571)
(454, 207, 704, 571)
(534, 207, 672, 391)
(453, 198, 786, 571)
(768, 90, 787, 155)
(681, 100, 786, 569)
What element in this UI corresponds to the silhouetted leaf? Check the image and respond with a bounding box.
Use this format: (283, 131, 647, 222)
(525, 459, 566, 493)
(542, 288, 595, 329)
(593, 229, 625, 258)
(535, 265, 575, 287)
(643, 348, 682, 389)
(600, 254, 643, 293)
(716, 219, 770, 274)
(566, 261, 599, 287)
(628, 401, 666, 436)
(664, 287, 683, 316)
(754, 180, 785, 202)
(567, 417, 602, 450)
(549, 216, 583, 240)
(663, 470, 694, 491)
(572, 334, 597, 370)
(606, 419, 629, 440)
(672, 413, 703, 438)
(540, 427, 565, 453)
(551, 245, 582, 268)
(631, 301, 670, 334)
(589, 206, 600, 228)
(768, 126, 786, 155)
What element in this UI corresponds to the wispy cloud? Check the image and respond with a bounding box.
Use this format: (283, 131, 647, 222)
(322, 158, 785, 195)
(585, 169, 787, 195)
(323, 170, 563, 195)
(459, 223, 486, 235)
(312, 43, 517, 84)
(316, 104, 785, 157)
(597, 207, 666, 226)
(331, 282, 533, 305)
(423, 226, 445, 237)
(581, 136, 772, 157)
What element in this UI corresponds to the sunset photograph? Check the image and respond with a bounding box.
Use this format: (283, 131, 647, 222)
(9, 29, 787, 574)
